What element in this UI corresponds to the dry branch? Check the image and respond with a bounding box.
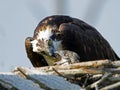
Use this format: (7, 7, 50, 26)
(100, 81, 120, 90)
(35, 59, 112, 71)
(86, 73, 112, 90)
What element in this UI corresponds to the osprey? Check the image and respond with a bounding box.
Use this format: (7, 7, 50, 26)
(25, 15, 119, 67)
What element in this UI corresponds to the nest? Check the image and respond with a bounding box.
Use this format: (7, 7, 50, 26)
(14, 60, 120, 90)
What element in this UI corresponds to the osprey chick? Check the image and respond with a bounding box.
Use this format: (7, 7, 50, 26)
(25, 15, 119, 67)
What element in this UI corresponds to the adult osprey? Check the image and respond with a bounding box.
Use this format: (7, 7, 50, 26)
(25, 15, 119, 67)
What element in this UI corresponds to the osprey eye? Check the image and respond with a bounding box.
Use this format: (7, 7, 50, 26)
(48, 39, 53, 46)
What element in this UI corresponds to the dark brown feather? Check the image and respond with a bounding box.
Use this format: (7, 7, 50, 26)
(58, 18, 119, 61)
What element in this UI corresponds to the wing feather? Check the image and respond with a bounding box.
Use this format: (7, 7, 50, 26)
(58, 19, 118, 61)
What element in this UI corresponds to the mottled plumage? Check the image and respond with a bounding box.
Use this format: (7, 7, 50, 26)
(25, 37, 48, 67)
(25, 15, 119, 67)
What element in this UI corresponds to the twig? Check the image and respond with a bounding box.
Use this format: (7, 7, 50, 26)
(52, 67, 75, 81)
(82, 74, 89, 88)
(85, 73, 112, 90)
(100, 81, 120, 90)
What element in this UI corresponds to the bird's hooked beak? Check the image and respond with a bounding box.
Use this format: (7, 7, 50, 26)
(48, 39, 56, 57)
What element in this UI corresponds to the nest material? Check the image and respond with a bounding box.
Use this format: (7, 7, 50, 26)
(14, 60, 120, 90)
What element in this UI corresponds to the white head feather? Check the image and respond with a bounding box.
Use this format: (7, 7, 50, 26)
(31, 27, 62, 53)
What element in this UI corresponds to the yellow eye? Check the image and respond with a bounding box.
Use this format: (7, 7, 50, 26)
(48, 39, 53, 46)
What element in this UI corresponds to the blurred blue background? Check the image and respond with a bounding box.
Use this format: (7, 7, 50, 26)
(0, 0, 120, 71)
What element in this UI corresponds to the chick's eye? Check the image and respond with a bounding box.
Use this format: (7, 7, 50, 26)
(48, 39, 53, 46)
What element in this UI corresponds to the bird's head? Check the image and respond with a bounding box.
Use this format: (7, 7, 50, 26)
(31, 25, 62, 58)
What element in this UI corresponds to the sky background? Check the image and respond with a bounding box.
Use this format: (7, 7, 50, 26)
(0, 0, 120, 71)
